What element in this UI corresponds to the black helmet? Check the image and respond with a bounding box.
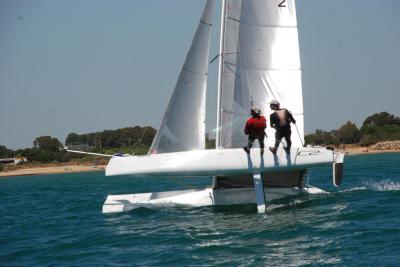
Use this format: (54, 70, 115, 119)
(251, 108, 261, 115)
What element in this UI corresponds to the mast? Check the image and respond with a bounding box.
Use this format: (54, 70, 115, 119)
(215, 0, 227, 149)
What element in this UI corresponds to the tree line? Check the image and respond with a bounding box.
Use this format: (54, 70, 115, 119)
(1, 136, 74, 164)
(65, 126, 156, 148)
(0, 126, 156, 164)
(1, 112, 399, 165)
(305, 112, 400, 146)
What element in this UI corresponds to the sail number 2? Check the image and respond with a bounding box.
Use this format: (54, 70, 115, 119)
(278, 0, 286, 7)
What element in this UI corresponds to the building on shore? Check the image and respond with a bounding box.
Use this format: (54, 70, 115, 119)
(0, 157, 27, 165)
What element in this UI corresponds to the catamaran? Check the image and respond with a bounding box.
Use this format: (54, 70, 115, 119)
(75, 0, 345, 214)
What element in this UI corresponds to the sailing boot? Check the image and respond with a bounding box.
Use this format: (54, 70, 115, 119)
(284, 146, 291, 153)
(260, 147, 264, 155)
(269, 146, 277, 155)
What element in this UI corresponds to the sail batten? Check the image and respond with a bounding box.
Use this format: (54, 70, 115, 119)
(226, 16, 297, 28)
(221, 62, 301, 71)
(149, 0, 215, 154)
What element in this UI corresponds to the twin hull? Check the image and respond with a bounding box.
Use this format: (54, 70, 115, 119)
(106, 147, 337, 177)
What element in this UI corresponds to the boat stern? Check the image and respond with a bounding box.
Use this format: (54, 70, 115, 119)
(333, 151, 345, 186)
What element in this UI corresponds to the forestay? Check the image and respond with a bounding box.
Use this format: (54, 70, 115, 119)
(218, 0, 304, 149)
(149, 0, 215, 154)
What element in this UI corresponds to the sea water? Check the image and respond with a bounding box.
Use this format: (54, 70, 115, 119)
(1, 153, 400, 266)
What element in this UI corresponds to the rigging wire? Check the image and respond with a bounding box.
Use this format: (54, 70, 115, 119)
(137, 127, 147, 145)
(293, 123, 305, 147)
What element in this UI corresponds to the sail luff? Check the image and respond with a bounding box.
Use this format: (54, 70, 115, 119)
(149, 0, 215, 154)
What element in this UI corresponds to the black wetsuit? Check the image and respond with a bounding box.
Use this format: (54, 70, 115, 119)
(270, 109, 296, 149)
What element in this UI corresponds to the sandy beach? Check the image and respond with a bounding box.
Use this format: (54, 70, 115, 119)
(338, 142, 400, 155)
(0, 164, 106, 178)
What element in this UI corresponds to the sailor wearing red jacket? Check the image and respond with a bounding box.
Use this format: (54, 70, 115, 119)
(243, 108, 267, 154)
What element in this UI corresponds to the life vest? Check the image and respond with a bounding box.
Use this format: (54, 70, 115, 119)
(244, 116, 267, 137)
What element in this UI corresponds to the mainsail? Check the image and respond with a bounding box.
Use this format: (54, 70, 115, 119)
(149, 0, 215, 154)
(217, 0, 304, 149)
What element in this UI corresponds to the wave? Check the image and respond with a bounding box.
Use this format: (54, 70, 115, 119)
(339, 179, 400, 192)
(364, 180, 400, 191)
(340, 186, 367, 192)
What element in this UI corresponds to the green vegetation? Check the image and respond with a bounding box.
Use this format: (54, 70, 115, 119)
(2, 112, 397, 165)
(15, 147, 74, 163)
(359, 112, 400, 146)
(304, 129, 340, 147)
(34, 136, 63, 151)
(90, 144, 151, 156)
(0, 145, 14, 158)
(65, 126, 156, 156)
(305, 112, 400, 147)
(205, 134, 216, 149)
(65, 126, 156, 148)
(0, 126, 156, 164)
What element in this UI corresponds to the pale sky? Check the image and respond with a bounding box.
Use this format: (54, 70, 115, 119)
(1, 0, 399, 149)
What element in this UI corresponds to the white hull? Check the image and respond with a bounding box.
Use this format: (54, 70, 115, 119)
(103, 146, 344, 214)
(102, 186, 326, 214)
(106, 146, 339, 177)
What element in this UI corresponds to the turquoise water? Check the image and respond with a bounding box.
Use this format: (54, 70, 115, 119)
(1, 153, 400, 266)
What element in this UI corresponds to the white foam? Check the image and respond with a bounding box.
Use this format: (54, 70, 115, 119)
(364, 180, 400, 191)
(341, 186, 367, 192)
(342, 180, 400, 192)
(266, 204, 286, 211)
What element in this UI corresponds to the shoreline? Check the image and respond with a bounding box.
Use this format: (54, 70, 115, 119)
(343, 150, 400, 156)
(1, 147, 399, 178)
(337, 143, 400, 156)
(0, 164, 106, 178)
(339, 148, 400, 156)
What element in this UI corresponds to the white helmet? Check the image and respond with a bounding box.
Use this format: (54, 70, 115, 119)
(270, 100, 280, 107)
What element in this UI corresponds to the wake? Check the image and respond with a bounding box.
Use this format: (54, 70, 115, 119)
(341, 179, 400, 192)
(364, 179, 400, 191)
